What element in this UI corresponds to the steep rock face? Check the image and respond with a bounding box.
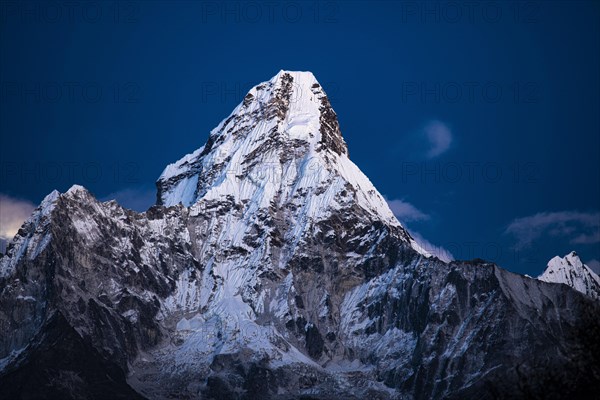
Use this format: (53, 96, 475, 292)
(0, 187, 194, 383)
(1, 71, 599, 400)
(155, 71, 427, 257)
(0, 312, 144, 400)
(539, 251, 600, 300)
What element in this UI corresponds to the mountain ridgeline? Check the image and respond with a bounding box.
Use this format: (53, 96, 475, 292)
(0, 71, 598, 399)
(538, 251, 600, 300)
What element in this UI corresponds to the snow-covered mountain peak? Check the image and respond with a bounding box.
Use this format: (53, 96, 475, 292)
(205, 69, 348, 157)
(546, 251, 584, 273)
(539, 251, 600, 300)
(65, 184, 88, 195)
(41, 189, 61, 207)
(156, 71, 429, 256)
(273, 69, 317, 80)
(0, 189, 60, 277)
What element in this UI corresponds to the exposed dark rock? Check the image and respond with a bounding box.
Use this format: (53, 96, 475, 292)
(305, 324, 324, 359)
(0, 312, 144, 400)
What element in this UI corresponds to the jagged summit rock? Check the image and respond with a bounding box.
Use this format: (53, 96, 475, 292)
(156, 70, 431, 259)
(1, 72, 599, 399)
(539, 251, 600, 300)
(156, 70, 349, 208)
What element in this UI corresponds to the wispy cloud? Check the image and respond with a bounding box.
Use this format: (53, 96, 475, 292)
(586, 259, 600, 275)
(424, 120, 452, 159)
(383, 196, 452, 262)
(0, 194, 36, 251)
(384, 197, 430, 222)
(100, 186, 155, 212)
(408, 229, 454, 263)
(391, 119, 454, 160)
(505, 210, 600, 249)
(571, 231, 600, 244)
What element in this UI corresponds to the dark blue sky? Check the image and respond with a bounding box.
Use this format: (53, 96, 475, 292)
(1, 1, 599, 275)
